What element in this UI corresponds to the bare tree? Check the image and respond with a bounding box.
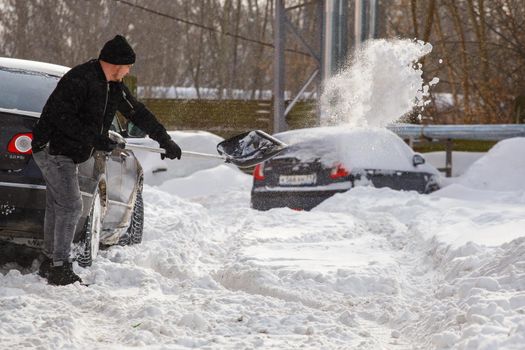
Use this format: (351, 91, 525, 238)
(3, 0, 525, 124)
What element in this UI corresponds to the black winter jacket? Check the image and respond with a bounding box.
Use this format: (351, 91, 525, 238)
(32, 59, 171, 163)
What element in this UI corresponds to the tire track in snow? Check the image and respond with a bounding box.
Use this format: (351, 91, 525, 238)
(207, 196, 420, 348)
(329, 193, 453, 349)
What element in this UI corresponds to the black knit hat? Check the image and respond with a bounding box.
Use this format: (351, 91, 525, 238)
(99, 35, 136, 65)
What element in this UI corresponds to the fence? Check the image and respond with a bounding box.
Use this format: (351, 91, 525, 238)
(141, 98, 318, 138)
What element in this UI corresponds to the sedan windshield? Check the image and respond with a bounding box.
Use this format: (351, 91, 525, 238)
(0, 67, 60, 113)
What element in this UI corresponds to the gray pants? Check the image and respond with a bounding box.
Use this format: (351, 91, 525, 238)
(32, 147, 83, 263)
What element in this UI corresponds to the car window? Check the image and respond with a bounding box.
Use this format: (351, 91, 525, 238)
(126, 121, 147, 138)
(110, 115, 123, 133)
(0, 67, 60, 113)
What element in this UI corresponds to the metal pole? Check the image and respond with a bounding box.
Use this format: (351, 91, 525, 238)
(445, 138, 453, 178)
(317, 0, 324, 125)
(354, 0, 367, 48)
(323, 0, 334, 81)
(354, 0, 362, 49)
(369, 0, 377, 39)
(320, 0, 334, 123)
(335, 0, 348, 72)
(284, 69, 319, 116)
(273, 0, 287, 133)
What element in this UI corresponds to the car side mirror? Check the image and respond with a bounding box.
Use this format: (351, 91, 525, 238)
(413, 154, 426, 166)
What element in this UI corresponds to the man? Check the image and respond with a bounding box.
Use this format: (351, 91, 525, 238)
(31, 35, 181, 286)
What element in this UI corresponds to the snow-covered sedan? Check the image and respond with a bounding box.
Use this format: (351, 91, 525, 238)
(0, 57, 145, 266)
(251, 126, 440, 210)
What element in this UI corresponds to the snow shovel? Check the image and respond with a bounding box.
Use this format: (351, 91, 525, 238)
(109, 130, 288, 168)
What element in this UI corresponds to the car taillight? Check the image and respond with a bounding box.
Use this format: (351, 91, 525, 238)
(330, 163, 350, 179)
(253, 163, 265, 180)
(8, 133, 33, 154)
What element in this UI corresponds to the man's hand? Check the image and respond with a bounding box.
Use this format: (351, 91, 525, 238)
(93, 135, 120, 152)
(160, 139, 182, 160)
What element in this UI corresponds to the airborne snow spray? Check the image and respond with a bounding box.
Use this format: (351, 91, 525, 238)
(320, 39, 438, 128)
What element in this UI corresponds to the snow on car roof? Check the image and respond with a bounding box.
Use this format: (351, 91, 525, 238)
(275, 126, 438, 173)
(0, 57, 70, 76)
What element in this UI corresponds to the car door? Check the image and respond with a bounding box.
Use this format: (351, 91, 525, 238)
(99, 116, 137, 243)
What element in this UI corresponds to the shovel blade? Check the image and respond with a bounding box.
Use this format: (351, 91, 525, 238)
(217, 130, 287, 168)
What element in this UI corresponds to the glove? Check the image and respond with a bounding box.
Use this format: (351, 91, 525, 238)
(93, 135, 119, 152)
(160, 139, 182, 160)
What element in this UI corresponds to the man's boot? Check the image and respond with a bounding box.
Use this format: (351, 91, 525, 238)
(38, 255, 52, 278)
(47, 261, 83, 286)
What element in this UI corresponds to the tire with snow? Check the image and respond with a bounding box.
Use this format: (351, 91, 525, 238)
(424, 177, 440, 194)
(76, 189, 103, 267)
(118, 181, 144, 246)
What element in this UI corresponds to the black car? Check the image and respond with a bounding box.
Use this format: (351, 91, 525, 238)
(0, 57, 146, 266)
(251, 126, 441, 210)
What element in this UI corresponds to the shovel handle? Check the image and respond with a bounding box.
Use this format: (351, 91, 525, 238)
(124, 143, 226, 160)
(181, 150, 226, 160)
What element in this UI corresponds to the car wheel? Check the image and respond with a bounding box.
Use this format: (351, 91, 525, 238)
(118, 181, 144, 246)
(76, 189, 103, 267)
(424, 176, 440, 194)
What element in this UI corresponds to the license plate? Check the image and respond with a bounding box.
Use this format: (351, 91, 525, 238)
(279, 174, 317, 185)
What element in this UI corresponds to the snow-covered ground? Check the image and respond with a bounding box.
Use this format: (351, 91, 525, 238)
(1, 135, 524, 349)
(2, 39, 524, 349)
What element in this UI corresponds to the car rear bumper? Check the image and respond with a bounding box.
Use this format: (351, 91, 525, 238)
(0, 181, 98, 246)
(251, 187, 349, 211)
(0, 181, 46, 240)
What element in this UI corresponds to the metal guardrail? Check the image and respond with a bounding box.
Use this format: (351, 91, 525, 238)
(387, 124, 525, 141)
(387, 124, 525, 177)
